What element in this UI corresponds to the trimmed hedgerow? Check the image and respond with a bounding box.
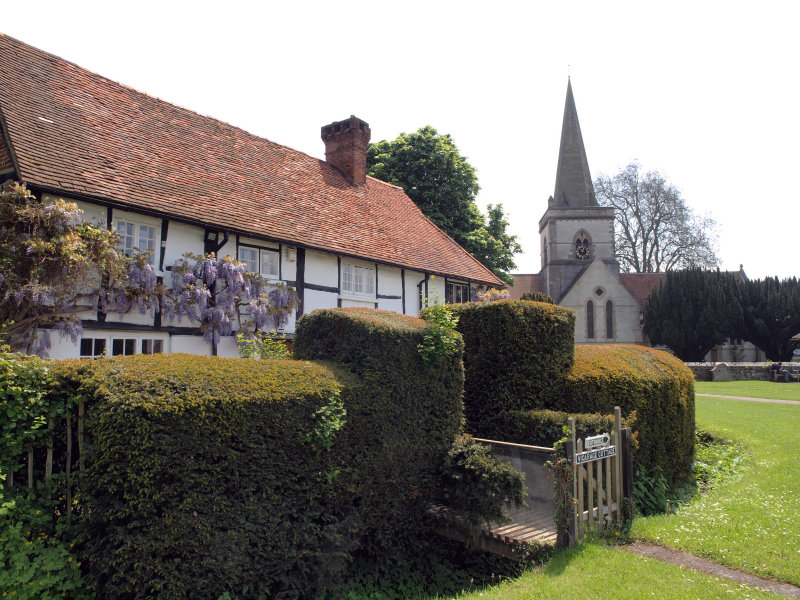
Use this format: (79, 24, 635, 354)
(293, 307, 465, 551)
(562, 345, 694, 488)
(79, 353, 351, 599)
(449, 300, 575, 425)
(479, 409, 627, 449)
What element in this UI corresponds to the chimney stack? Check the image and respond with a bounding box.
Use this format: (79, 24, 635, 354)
(321, 115, 371, 186)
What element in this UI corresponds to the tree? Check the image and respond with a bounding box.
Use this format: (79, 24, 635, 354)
(0, 182, 296, 355)
(367, 126, 521, 284)
(594, 162, 718, 273)
(643, 269, 743, 361)
(740, 277, 800, 361)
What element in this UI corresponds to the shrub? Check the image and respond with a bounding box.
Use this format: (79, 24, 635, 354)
(519, 291, 554, 304)
(438, 434, 525, 528)
(562, 345, 695, 488)
(0, 349, 90, 599)
(449, 300, 575, 425)
(80, 353, 348, 599)
(478, 409, 625, 449)
(294, 308, 465, 554)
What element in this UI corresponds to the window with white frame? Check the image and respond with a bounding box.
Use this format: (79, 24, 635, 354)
(115, 220, 158, 264)
(239, 245, 280, 279)
(341, 261, 375, 298)
(445, 281, 469, 304)
(141, 339, 164, 354)
(79, 336, 165, 359)
(80, 338, 107, 358)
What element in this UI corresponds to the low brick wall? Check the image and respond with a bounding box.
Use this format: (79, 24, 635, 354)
(686, 362, 772, 382)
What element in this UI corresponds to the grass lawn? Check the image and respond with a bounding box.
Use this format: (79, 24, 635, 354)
(632, 394, 800, 584)
(695, 380, 800, 401)
(435, 543, 783, 599)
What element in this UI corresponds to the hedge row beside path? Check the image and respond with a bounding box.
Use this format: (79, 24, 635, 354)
(76, 308, 467, 599)
(79, 355, 348, 599)
(456, 300, 695, 490)
(294, 308, 465, 552)
(564, 345, 695, 488)
(451, 300, 575, 425)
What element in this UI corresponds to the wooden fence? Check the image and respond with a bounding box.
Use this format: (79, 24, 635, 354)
(566, 406, 633, 543)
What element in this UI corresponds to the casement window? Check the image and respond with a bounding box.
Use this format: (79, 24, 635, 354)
(341, 261, 375, 298)
(239, 245, 280, 279)
(79, 336, 164, 359)
(445, 281, 470, 304)
(141, 339, 164, 354)
(80, 338, 107, 358)
(115, 220, 158, 264)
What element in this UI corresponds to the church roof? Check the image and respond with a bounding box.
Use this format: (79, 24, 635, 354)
(507, 273, 544, 300)
(620, 273, 667, 308)
(551, 79, 597, 208)
(0, 33, 503, 286)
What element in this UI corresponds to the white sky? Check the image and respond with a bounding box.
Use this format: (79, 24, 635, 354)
(3, 0, 799, 280)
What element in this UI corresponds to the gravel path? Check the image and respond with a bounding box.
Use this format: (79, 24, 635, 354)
(625, 542, 800, 598)
(696, 393, 800, 405)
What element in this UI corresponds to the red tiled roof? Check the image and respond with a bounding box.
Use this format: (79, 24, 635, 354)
(0, 34, 502, 286)
(507, 273, 545, 300)
(620, 273, 666, 308)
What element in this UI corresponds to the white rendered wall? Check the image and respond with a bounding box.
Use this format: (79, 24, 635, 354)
(171, 335, 212, 356)
(303, 289, 338, 315)
(305, 250, 339, 287)
(164, 221, 204, 267)
(403, 270, 426, 317)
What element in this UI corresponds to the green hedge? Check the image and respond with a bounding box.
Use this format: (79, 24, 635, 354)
(479, 409, 624, 449)
(450, 300, 575, 425)
(562, 345, 694, 488)
(294, 308, 465, 551)
(79, 354, 347, 598)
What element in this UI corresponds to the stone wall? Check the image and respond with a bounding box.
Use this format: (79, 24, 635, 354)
(686, 362, 772, 382)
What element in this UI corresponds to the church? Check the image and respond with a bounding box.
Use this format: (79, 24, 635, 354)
(509, 81, 760, 361)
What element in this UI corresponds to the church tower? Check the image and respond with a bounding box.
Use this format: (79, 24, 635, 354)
(540, 80, 617, 301)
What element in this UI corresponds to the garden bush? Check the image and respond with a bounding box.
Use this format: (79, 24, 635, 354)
(449, 300, 575, 425)
(478, 409, 628, 449)
(79, 354, 348, 599)
(562, 345, 694, 488)
(294, 308, 466, 552)
(73, 307, 470, 598)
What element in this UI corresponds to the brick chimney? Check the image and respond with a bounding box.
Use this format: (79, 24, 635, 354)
(321, 115, 371, 186)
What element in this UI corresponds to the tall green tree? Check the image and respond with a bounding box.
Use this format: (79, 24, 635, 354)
(643, 269, 743, 361)
(367, 126, 520, 284)
(740, 277, 800, 361)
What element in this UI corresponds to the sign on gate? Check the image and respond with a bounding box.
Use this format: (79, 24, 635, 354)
(584, 433, 610, 449)
(574, 445, 616, 464)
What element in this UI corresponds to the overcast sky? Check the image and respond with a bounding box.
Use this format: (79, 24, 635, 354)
(3, 0, 799, 280)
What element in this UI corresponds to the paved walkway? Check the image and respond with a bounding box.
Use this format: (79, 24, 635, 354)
(696, 393, 800, 405)
(626, 543, 800, 598)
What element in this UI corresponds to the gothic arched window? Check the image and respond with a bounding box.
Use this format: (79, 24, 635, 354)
(605, 300, 614, 339)
(587, 300, 595, 339)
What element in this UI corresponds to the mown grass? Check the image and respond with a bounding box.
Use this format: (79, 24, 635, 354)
(632, 394, 800, 584)
(434, 543, 783, 600)
(695, 380, 800, 401)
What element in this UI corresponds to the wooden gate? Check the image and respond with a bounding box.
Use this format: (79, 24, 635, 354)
(566, 406, 633, 543)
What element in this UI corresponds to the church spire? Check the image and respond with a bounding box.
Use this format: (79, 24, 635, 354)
(552, 79, 597, 208)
